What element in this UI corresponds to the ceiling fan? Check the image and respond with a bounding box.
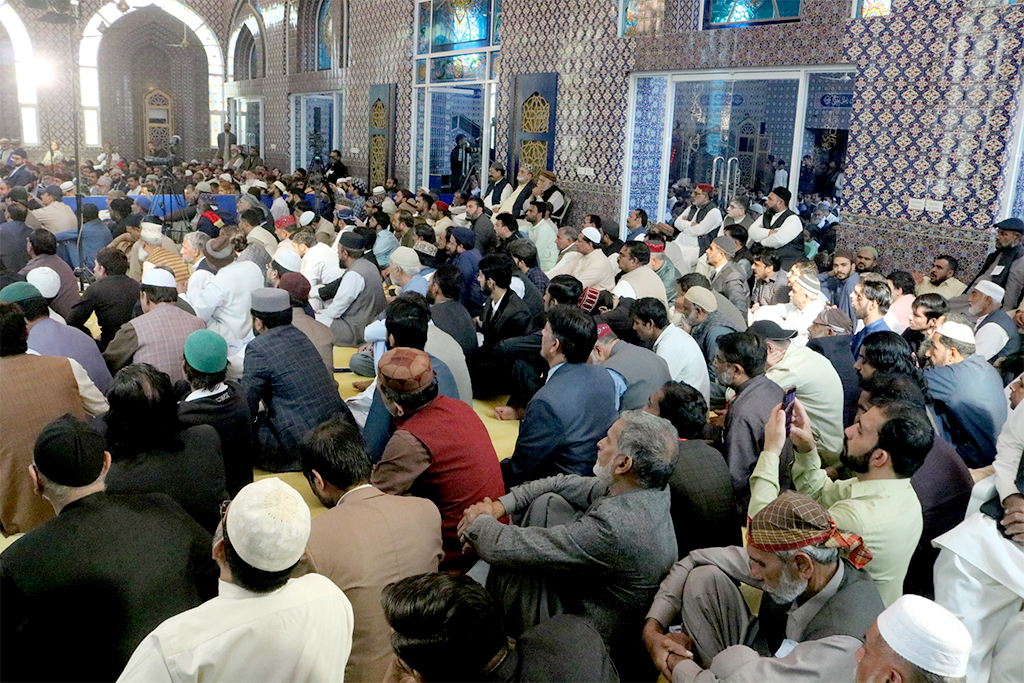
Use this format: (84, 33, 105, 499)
(165, 16, 191, 48)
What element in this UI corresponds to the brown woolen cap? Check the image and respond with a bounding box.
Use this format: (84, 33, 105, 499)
(378, 347, 434, 393)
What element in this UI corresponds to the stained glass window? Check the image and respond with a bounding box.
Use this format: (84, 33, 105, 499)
(432, 0, 490, 52)
(622, 0, 640, 34)
(317, 0, 332, 70)
(705, 0, 800, 28)
(492, 0, 502, 44)
(417, 2, 431, 53)
(857, 0, 890, 15)
(430, 52, 488, 82)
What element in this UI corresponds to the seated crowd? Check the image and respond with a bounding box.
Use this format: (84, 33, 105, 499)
(1, 146, 1022, 683)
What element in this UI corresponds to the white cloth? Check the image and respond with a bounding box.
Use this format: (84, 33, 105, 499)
(183, 259, 215, 302)
(747, 213, 803, 249)
(190, 260, 264, 343)
(673, 206, 723, 252)
(750, 299, 825, 345)
(315, 269, 366, 325)
(975, 321, 1011, 362)
(654, 325, 710, 404)
(527, 218, 559, 272)
(933, 404, 1024, 683)
(117, 575, 354, 683)
(301, 243, 343, 310)
(270, 197, 290, 221)
(774, 168, 788, 188)
(613, 280, 636, 300)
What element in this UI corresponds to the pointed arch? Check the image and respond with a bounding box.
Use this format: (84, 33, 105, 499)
(228, 0, 267, 81)
(79, 0, 225, 147)
(0, 0, 39, 144)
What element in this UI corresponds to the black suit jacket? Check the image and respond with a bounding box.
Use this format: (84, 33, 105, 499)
(0, 492, 218, 682)
(105, 425, 229, 533)
(807, 334, 860, 427)
(66, 273, 140, 350)
(177, 381, 254, 497)
(482, 290, 532, 350)
(432, 299, 478, 359)
(670, 440, 740, 559)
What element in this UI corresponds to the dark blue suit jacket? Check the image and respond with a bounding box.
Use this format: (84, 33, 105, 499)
(502, 362, 618, 488)
(242, 324, 355, 471)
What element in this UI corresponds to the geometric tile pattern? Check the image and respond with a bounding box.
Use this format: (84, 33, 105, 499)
(627, 76, 669, 220)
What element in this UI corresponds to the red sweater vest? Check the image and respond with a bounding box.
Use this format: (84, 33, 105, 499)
(399, 396, 506, 570)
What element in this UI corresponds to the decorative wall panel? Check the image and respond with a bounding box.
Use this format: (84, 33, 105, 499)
(627, 76, 669, 221)
(368, 83, 397, 187)
(509, 73, 558, 173)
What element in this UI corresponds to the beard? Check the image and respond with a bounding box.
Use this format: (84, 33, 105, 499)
(765, 566, 808, 605)
(716, 367, 736, 388)
(592, 459, 614, 486)
(481, 282, 493, 298)
(968, 302, 983, 316)
(839, 437, 872, 474)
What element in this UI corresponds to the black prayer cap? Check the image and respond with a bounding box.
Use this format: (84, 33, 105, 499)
(33, 414, 106, 486)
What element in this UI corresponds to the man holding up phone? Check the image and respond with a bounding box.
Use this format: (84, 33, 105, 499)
(747, 396, 931, 606)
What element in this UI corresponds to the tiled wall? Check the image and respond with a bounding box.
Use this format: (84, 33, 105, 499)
(4, 0, 1023, 276)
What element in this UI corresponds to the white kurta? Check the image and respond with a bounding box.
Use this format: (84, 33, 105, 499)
(118, 575, 354, 683)
(933, 403, 1024, 683)
(190, 260, 265, 344)
(750, 299, 825, 345)
(654, 325, 710, 404)
(747, 213, 803, 248)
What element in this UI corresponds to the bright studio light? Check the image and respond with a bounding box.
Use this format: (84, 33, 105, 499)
(32, 58, 55, 86)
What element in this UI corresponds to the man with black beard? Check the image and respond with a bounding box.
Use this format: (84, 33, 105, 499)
(324, 149, 349, 185)
(966, 217, 1024, 311)
(747, 187, 805, 271)
(748, 397, 931, 607)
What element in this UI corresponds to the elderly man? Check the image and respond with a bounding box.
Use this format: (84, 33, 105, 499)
(31, 184, 77, 235)
(854, 594, 972, 683)
(747, 187, 804, 269)
(916, 253, 966, 299)
(104, 269, 206, 384)
(850, 273, 893, 358)
(678, 286, 740, 408)
(178, 231, 215, 298)
(460, 410, 678, 673)
(138, 222, 189, 288)
(749, 319, 846, 465)
(969, 281, 1021, 362)
(933, 403, 1024, 683)
(296, 416, 443, 683)
(371, 347, 504, 571)
(293, 229, 343, 309)
(967, 217, 1024, 310)
(188, 236, 263, 345)
(643, 492, 884, 683)
(496, 164, 537, 219)
(706, 235, 750, 314)
(244, 288, 355, 471)
(751, 272, 825, 344)
(118, 479, 355, 683)
(924, 320, 1008, 467)
(0, 415, 218, 683)
(750, 393, 931, 606)
(315, 232, 387, 345)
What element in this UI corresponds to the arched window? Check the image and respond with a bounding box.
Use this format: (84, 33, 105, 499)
(316, 0, 331, 70)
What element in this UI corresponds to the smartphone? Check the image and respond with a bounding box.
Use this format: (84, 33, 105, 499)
(783, 387, 797, 436)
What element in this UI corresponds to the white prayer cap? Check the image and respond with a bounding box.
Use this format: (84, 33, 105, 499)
(219, 173, 233, 182)
(372, 186, 386, 195)
(140, 222, 163, 245)
(389, 246, 420, 272)
(273, 180, 287, 193)
(272, 248, 301, 273)
(877, 594, 971, 678)
(934, 321, 975, 345)
(26, 267, 60, 298)
(184, 170, 193, 177)
(141, 268, 177, 288)
(299, 210, 316, 227)
(252, 180, 268, 190)
(581, 226, 602, 244)
(59, 181, 75, 193)
(974, 280, 1005, 305)
(225, 478, 310, 572)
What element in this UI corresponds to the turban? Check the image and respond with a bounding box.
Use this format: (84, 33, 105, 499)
(748, 491, 873, 569)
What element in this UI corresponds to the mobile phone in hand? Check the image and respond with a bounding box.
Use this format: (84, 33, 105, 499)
(783, 387, 797, 436)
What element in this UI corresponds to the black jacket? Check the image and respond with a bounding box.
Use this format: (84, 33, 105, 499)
(66, 273, 140, 350)
(0, 491, 218, 682)
(177, 381, 254, 496)
(481, 290, 532, 349)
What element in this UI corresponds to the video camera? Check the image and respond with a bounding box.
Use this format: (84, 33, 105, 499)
(144, 135, 180, 167)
